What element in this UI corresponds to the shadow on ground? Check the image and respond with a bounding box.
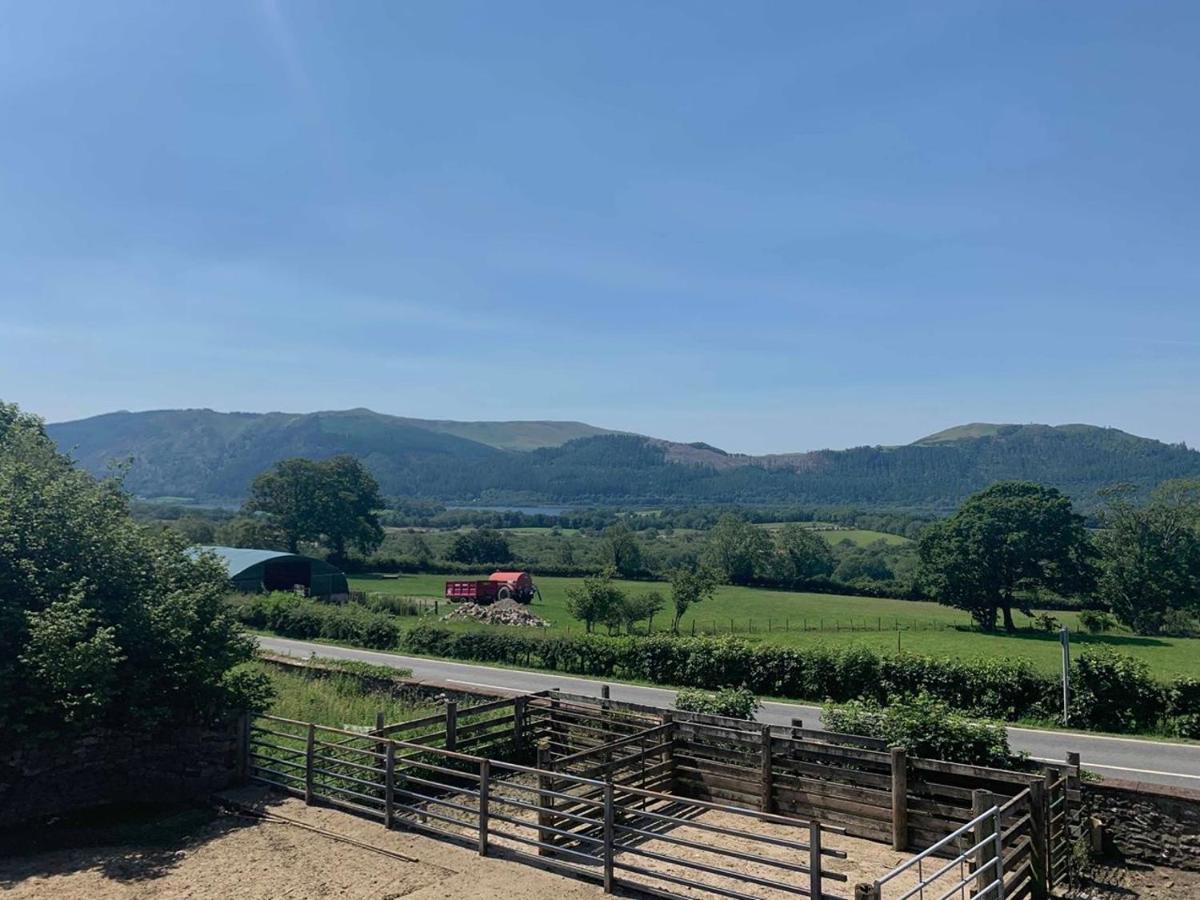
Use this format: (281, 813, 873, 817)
(0, 796, 288, 887)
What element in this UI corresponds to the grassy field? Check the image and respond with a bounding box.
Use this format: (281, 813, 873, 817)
(350, 572, 1200, 680)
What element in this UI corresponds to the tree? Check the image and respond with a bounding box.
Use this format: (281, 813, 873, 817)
(244, 456, 384, 559)
(1097, 482, 1200, 634)
(621, 590, 665, 634)
(917, 481, 1094, 632)
(669, 563, 717, 633)
(315, 455, 385, 561)
(702, 514, 773, 584)
(448, 528, 513, 564)
(771, 524, 835, 585)
(601, 522, 643, 577)
(217, 515, 288, 551)
(565, 569, 624, 634)
(0, 401, 266, 744)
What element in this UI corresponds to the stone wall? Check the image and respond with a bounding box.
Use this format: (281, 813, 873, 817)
(1082, 779, 1200, 871)
(0, 718, 243, 828)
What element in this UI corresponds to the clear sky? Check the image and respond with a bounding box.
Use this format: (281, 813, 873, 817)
(1, 2, 1197, 454)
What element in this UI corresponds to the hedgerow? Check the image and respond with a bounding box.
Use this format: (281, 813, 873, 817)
(234, 596, 1189, 735)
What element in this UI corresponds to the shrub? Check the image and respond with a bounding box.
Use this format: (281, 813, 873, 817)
(1077, 610, 1116, 634)
(823, 694, 1017, 768)
(1033, 613, 1060, 633)
(675, 686, 761, 720)
(1069, 648, 1166, 732)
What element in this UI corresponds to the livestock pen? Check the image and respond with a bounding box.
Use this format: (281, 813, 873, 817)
(242, 688, 1080, 899)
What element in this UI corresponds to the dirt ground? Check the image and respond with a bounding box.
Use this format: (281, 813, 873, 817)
(0, 787, 604, 900)
(2, 787, 1194, 899)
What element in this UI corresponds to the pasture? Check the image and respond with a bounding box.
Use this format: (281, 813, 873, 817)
(349, 572, 1200, 680)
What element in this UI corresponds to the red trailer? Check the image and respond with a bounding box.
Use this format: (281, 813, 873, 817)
(445, 570, 539, 605)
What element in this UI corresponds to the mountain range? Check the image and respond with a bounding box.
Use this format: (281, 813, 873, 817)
(45, 408, 1200, 511)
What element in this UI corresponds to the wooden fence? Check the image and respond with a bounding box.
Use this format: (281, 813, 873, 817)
(245, 687, 1080, 900)
(247, 711, 851, 899)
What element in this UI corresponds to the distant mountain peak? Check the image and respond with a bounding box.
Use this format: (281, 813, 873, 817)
(912, 422, 1119, 446)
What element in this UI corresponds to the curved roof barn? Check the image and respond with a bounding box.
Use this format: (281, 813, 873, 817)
(195, 545, 349, 597)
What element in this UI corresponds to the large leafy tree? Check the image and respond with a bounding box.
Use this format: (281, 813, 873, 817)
(669, 562, 718, 633)
(244, 455, 384, 559)
(0, 401, 265, 744)
(601, 522, 643, 577)
(565, 568, 624, 634)
(918, 481, 1094, 632)
(1097, 481, 1200, 634)
(448, 528, 513, 564)
(770, 524, 835, 586)
(702, 514, 773, 585)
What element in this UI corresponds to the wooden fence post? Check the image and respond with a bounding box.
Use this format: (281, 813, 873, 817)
(445, 700, 458, 751)
(1029, 773, 1049, 899)
(890, 746, 907, 851)
(761, 724, 774, 813)
(384, 742, 396, 829)
(601, 684, 610, 708)
(513, 696, 526, 753)
(661, 711, 675, 790)
(537, 744, 554, 856)
(603, 779, 615, 894)
(809, 820, 822, 900)
(236, 712, 250, 783)
(304, 723, 315, 805)
(973, 790, 998, 896)
(478, 759, 490, 856)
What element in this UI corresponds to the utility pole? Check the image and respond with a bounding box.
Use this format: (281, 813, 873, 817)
(1060, 625, 1071, 724)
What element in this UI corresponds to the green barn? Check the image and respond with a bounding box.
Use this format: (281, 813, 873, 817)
(198, 546, 349, 598)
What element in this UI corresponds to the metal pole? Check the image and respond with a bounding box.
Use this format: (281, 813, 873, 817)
(478, 759, 490, 856)
(1060, 626, 1071, 724)
(603, 780, 615, 893)
(809, 820, 822, 900)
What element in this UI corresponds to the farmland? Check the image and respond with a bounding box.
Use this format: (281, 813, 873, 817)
(349, 572, 1200, 680)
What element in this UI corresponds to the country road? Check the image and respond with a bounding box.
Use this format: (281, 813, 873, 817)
(257, 635, 1200, 790)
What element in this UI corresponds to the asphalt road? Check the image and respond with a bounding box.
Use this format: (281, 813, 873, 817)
(258, 635, 1200, 790)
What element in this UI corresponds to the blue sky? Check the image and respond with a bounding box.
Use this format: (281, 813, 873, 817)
(1, 2, 1197, 454)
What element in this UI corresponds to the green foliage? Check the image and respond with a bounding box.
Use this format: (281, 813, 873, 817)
(824, 694, 1016, 768)
(601, 522, 644, 577)
(702, 514, 774, 584)
(0, 400, 259, 745)
(1070, 648, 1166, 732)
(564, 569, 625, 634)
(1097, 482, 1200, 635)
(230, 593, 401, 649)
(675, 686, 761, 720)
(1077, 609, 1117, 634)
(918, 482, 1095, 632)
(448, 528, 513, 564)
(669, 563, 717, 633)
(770, 524, 836, 586)
(1033, 613, 1060, 633)
(245, 455, 384, 558)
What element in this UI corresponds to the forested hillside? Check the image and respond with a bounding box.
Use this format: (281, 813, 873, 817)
(47, 408, 1200, 510)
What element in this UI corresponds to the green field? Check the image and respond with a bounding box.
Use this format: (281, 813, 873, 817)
(350, 572, 1200, 680)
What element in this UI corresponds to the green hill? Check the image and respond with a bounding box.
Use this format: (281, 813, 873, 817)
(45, 410, 1200, 509)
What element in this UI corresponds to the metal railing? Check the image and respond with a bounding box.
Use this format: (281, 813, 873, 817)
(868, 803, 1005, 900)
(247, 713, 850, 899)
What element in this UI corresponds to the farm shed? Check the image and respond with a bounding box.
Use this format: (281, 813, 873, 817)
(197, 545, 349, 598)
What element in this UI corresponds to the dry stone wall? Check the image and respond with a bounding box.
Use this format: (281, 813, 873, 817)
(0, 719, 241, 828)
(1082, 779, 1200, 871)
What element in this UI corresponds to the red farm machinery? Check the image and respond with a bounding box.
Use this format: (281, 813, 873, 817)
(444, 570, 540, 605)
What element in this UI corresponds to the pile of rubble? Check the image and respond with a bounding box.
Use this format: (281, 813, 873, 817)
(443, 598, 550, 628)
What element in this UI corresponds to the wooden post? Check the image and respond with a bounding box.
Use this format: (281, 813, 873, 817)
(809, 820, 822, 900)
(537, 744, 554, 856)
(1029, 773, 1049, 899)
(973, 790, 998, 896)
(890, 746, 907, 851)
(478, 759, 490, 856)
(602, 779, 615, 893)
(760, 724, 774, 813)
(445, 700, 458, 752)
(513, 696, 526, 753)
(304, 723, 315, 805)
(384, 743, 396, 829)
(600, 683, 610, 708)
(661, 712, 675, 791)
(236, 712, 250, 783)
